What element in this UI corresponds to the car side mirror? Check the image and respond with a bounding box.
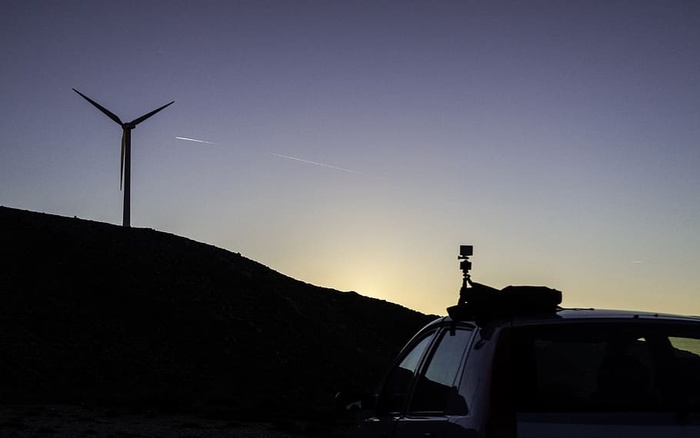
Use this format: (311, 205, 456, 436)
(335, 391, 376, 412)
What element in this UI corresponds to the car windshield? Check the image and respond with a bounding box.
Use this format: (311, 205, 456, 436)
(511, 322, 700, 412)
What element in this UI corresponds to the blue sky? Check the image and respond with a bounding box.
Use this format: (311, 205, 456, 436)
(2, 1, 699, 315)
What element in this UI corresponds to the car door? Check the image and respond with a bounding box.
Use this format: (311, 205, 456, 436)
(354, 329, 439, 438)
(393, 324, 475, 438)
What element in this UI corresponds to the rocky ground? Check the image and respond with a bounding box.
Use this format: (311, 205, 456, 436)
(0, 404, 354, 438)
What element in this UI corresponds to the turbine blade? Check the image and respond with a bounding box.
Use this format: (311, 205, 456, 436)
(73, 88, 123, 126)
(129, 100, 175, 126)
(120, 131, 125, 191)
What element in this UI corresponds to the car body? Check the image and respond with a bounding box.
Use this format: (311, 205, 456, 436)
(351, 285, 700, 438)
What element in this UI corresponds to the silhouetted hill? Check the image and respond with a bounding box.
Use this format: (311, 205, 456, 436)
(0, 206, 436, 418)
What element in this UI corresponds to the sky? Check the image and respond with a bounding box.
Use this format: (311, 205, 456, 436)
(2, 0, 700, 316)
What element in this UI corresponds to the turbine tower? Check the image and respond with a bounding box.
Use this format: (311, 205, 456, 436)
(73, 89, 174, 227)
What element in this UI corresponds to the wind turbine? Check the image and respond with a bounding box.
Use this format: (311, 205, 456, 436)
(73, 89, 174, 227)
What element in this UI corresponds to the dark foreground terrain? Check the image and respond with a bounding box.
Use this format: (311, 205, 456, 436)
(0, 404, 316, 438)
(0, 206, 435, 434)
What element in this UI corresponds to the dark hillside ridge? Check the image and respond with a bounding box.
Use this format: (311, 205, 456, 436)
(0, 206, 435, 416)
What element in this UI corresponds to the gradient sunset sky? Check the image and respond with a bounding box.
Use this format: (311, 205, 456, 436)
(2, 1, 699, 315)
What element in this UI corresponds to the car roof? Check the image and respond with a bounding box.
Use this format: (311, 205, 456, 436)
(440, 283, 700, 330)
(437, 307, 700, 329)
(552, 308, 700, 322)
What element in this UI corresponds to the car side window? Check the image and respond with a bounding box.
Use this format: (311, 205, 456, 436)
(409, 327, 474, 414)
(512, 323, 700, 412)
(375, 332, 435, 414)
(669, 336, 700, 357)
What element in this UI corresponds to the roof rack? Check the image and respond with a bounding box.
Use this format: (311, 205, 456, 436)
(447, 245, 562, 321)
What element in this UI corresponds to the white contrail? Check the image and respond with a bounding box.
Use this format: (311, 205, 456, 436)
(175, 138, 376, 176)
(270, 153, 358, 174)
(175, 136, 217, 145)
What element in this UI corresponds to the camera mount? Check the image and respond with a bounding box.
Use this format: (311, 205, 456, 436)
(458, 245, 474, 304)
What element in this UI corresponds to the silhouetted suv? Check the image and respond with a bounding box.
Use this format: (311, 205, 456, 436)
(351, 283, 700, 438)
